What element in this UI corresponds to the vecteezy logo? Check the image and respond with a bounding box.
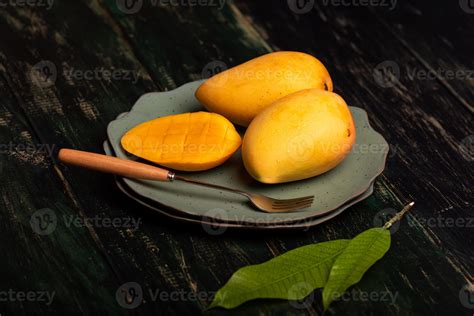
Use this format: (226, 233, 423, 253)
(201, 60, 228, 87)
(460, 135, 474, 162)
(459, 0, 474, 14)
(116, 0, 143, 14)
(373, 208, 400, 234)
(459, 284, 474, 309)
(121, 134, 143, 161)
(116, 282, 143, 309)
(373, 60, 400, 88)
(201, 208, 228, 236)
(287, 0, 315, 14)
(287, 134, 314, 162)
(30, 61, 57, 88)
(288, 282, 315, 309)
(30, 208, 57, 235)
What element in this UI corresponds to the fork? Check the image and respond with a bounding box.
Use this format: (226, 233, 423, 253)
(58, 149, 314, 213)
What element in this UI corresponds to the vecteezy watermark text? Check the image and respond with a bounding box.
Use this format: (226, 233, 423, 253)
(373, 60, 474, 88)
(116, 0, 225, 14)
(332, 289, 399, 304)
(64, 67, 139, 84)
(409, 215, 474, 228)
(288, 0, 397, 14)
(63, 215, 142, 230)
(406, 68, 474, 81)
(30, 61, 141, 87)
(30, 208, 142, 235)
(0, 142, 56, 157)
(155, 0, 225, 9)
(115, 282, 220, 309)
(0, 289, 55, 306)
(0, 0, 54, 9)
(200, 59, 317, 87)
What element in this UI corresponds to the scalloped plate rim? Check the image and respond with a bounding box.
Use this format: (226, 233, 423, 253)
(105, 140, 375, 229)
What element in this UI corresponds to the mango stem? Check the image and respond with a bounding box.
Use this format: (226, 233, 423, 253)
(383, 202, 415, 229)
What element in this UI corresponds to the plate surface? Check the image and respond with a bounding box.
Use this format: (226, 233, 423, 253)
(107, 80, 388, 224)
(104, 141, 374, 229)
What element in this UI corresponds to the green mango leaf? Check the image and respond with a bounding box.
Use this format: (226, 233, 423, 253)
(209, 239, 350, 309)
(322, 228, 391, 310)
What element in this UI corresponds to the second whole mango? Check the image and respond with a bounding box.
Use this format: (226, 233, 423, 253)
(242, 89, 356, 184)
(195, 51, 333, 127)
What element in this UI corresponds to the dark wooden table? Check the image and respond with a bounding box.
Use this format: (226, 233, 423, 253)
(0, 0, 472, 315)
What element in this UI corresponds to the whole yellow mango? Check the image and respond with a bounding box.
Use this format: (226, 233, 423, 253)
(242, 89, 356, 183)
(195, 51, 333, 126)
(121, 112, 241, 171)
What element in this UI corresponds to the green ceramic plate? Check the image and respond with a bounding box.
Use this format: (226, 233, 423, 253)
(107, 80, 388, 224)
(103, 140, 375, 229)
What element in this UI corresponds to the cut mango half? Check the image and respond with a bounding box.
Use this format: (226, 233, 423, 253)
(121, 112, 242, 171)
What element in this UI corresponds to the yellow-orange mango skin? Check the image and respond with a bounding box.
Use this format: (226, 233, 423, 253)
(121, 112, 242, 172)
(242, 89, 356, 184)
(195, 51, 333, 126)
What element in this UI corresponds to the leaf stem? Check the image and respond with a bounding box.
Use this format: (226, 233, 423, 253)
(383, 202, 415, 229)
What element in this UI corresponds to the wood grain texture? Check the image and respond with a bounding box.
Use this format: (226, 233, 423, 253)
(370, 0, 474, 113)
(0, 64, 123, 315)
(0, 2, 289, 315)
(0, 0, 472, 315)
(234, 0, 473, 267)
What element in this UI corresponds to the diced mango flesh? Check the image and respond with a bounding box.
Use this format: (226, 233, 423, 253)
(121, 112, 242, 171)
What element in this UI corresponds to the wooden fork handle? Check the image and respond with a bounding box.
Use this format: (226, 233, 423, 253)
(58, 149, 172, 181)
